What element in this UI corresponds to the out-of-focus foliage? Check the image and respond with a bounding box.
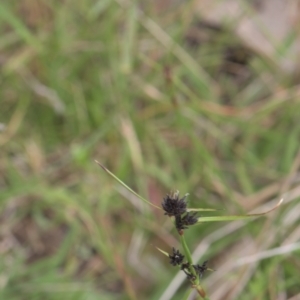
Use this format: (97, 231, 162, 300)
(1, 1, 300, 299)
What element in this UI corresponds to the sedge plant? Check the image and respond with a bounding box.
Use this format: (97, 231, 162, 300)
(95, 161, 283, 299)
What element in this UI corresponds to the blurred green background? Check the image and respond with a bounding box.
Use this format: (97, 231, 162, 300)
(1, 1, 300, 299)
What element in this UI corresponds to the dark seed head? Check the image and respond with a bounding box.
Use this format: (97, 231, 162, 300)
(169, 247, 185, 266)
(181, 263, 196, 281)
(181, 262, 190, 271)
(182, 212, 198, 226)
(175, 212, 198, 232)
(193, 261, 209, 278)
(161, 191, 188, 217)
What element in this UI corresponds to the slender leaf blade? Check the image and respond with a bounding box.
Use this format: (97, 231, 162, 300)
(156, 247, 169, 257)
(196, 198, 283, 223)
(187, 208, 223, 212)
(95, 160, 161, 210)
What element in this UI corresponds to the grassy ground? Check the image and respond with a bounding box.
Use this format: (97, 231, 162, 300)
(1, 1, 300, 299)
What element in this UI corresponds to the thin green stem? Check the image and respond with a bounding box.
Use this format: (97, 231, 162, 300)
(180, 234, 209, 299)
(180, 234, 198, 283)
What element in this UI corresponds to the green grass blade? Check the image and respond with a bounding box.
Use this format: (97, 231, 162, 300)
(196, 198, 283, 223)
(156, 247, 169, 257)
(120, 1, 138, 74)
(95, 160, 161, 210)
(0, 3, 42, 50)
(187, 208, 223, 212)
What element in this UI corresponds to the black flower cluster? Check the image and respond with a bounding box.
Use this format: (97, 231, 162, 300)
(175, 212, 198, 231)
(181, 262, 196, 281)
(193, 261, 209, 278)
(169, 247, 185, 266)
(161, 192, 187, 216)
(163, 191, 211, 286)
(161, 191, 198, 233)
(169, 249, 196, 281)
(180, 261, 210, 280)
